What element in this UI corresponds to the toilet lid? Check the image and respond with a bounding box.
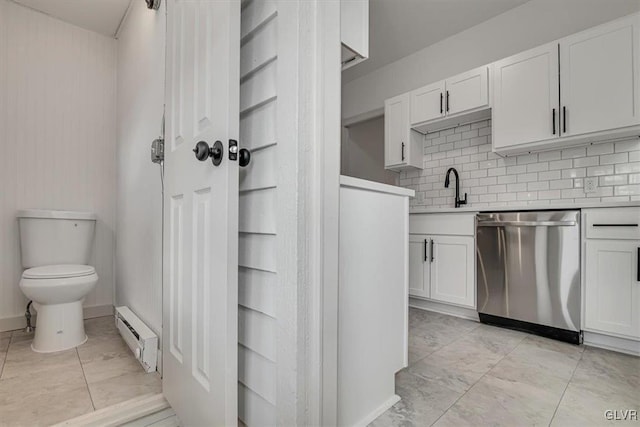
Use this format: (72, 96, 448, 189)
(23, 264, 96, 279)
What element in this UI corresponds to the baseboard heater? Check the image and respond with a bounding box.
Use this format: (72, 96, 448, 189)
(115, 306, 158, 373)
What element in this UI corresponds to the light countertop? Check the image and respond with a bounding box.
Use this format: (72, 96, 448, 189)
(410, 200, 640, 214)
(340, 175, 415, 197)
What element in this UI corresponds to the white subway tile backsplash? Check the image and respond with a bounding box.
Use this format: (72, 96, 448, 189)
(403, 122, 635, 208)
(528, 181, 549, 191)
(549, 159, 573, 170)
(615, 185, 640, 196)
(562, 168, 586, 179)
(562, 147, 586, 159)
(600, 175, 627, 186)
(527, 162, 549, 173)
(588, 165, 615, 176)
(615, 162, 640, 174)
(573, 157, 598, 168)
(538, 170, 561, 181)
(587, 143, 614, 156)
(600, 152, 628, 165)
(539, 151, 561, 161)
(614, 139, 640, 152)
(550, 179, 573, 190)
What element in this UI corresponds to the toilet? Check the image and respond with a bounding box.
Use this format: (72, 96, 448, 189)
(17, 209, 99, 353)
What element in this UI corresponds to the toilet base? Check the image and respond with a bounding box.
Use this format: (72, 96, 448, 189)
(32, 301, 87, 353)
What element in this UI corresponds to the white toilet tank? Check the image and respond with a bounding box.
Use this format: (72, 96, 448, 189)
(17, 209, 97, 268)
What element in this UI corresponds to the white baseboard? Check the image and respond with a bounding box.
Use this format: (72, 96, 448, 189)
(409, 297, 479, 322)
(354, 394, 400, 427)
(584, 331, 640, 356)
(0, 304, 114, 333)
(52, 393, 168, 427)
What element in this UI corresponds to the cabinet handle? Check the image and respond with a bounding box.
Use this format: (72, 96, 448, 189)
(440, 93, 443, 114)
(430, 239, 435, 263)
(446, 91, 450, 113)
(401, 142, 405, 161)
(424, 239, 428, 262)
(552, 108, 556, 135)
(637, 247, 640, 282)
(563, 106, 567, 134)
(592, 224, 638, 227)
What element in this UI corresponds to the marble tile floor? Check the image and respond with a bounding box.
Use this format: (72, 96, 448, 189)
(371, 308, 640, 427)
(0, 316, 162, 427)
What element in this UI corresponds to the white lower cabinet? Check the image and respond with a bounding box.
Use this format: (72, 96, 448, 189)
(409, 214, 475, 309)
(585, 239, 640, 339)
(430, 236, 475, 308)
(409, 235, 430, 298)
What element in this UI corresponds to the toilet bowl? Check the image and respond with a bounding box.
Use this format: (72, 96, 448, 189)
(17, 209, 98, 353)
(20, 264, 98, 352)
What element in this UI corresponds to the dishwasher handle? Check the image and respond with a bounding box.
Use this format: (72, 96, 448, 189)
(477, 220, 577, 227)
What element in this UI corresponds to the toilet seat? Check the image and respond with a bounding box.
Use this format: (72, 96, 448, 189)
(23, 264, 95, 279)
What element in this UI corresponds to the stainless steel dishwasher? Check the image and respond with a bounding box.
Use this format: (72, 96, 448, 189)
(476, 210, 581, 344)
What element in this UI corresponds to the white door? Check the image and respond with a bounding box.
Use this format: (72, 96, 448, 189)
(385, 93, 409, 167)
(446, 66, 489, 117)
(410, 81, 445, 125)
(560, 14, 640, 137)
(429, 235, 475, 308)
(163, 1, 240, 425)
(584, 240, 640, 339)
(408, 235, 430, 298)
(492, 42, 560, 150)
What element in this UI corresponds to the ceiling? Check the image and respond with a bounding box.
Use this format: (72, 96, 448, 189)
(13, 0, 131, 37)
(343, 0, 530, 83)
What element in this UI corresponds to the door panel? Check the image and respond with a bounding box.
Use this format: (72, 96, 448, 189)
(410, 81, 445, 125)
(492, 43, 559, 150)
(430, 236, 474, 308)
(446, 66, 489, 117)
(560, 15, 640, 136)
(585, 240, 640, 339)
(409, 235, 429, 298)
(384, 94, 409, 167)
(163, 1, 240, 425)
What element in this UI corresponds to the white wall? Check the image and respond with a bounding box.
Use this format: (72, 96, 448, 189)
(342, 117, 398, 185)
(399, 120, 640, 209)
(0, 0, 117, 329)
(115, 0, 165, 339)
(342, 0, 640, 120)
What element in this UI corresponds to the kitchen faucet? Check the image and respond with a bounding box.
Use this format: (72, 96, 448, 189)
(444, 167, 467, 208)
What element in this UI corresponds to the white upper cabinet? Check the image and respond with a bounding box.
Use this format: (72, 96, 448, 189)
(410, 66, 490, 129)
(341, 0, 369, 70)
(385, 93, 422, 169)
(560, 14, 640, 137)
(410, 81, 445, 125)
(492, 43, 560, 151)
(492, 13, 640, 154)
(446, 66, 489, 117)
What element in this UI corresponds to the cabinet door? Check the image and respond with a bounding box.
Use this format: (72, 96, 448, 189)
(446, 66, 489, 117)
(492, 42, 560, 150)
(410, 81, 445, 125)
(409, 235, 429, 298)
(585, 240, 640, 339)
(560, 15, 640, 137)
(385, 93, 410, 167)
(430, 236, 475, 308)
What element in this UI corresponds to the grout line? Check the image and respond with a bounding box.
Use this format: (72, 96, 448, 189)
(77, 347, 96, 411)
(548, 348, 584, 426)
(428, 325, 527, 426)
